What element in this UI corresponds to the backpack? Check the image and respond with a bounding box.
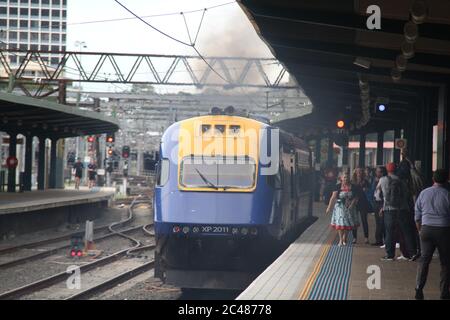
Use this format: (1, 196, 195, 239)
(385, 176, 404, 208)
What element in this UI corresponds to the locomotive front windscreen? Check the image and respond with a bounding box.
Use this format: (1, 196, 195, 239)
(180, 156, 256, 190)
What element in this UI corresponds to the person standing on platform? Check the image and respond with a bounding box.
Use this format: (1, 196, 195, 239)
(414, 169, 450, 300)
(377, 162, 417, 261)
(351, 168, 371, 244)
(73, 157, 84, 190)
(87, 159, 97, 189)
(399, 150, 423, 261)
(372, 166, 387, 246)
(326, 172, 360, 247)
(365, 167, 375, 188)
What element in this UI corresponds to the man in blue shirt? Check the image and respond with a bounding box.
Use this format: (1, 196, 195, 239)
(415, 169, 450, 300)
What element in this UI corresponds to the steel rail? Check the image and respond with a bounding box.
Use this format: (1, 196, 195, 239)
(0, 196, 153, 300)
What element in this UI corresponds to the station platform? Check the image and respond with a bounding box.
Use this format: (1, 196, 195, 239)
(0, 187, 116, 239)
(238, 203, 443, 300)
(0, 187, 115, 215)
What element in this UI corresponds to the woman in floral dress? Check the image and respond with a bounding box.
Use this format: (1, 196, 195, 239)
(326, 172, 360, 246)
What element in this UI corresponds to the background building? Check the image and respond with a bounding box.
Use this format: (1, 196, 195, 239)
(0, 0, 67, 70)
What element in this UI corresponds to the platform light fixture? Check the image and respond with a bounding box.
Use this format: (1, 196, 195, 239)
(354, 57, 371, 69)
(411, 0, 427, 24)
(404, 21, 418, 43)
(337, 120, 345, 129)
(375, 97, 390, 113)
(396, 54, 408, 72)
(391, 68, 402, 82)
(401, 42, 415, 59)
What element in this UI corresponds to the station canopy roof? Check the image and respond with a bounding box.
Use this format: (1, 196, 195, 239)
(239, 0, 450, 136)
(0, 92, 119, 138)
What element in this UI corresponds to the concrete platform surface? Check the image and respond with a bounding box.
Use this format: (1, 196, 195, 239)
(0, 187, 116, 215)
(238, 202, 442, 300)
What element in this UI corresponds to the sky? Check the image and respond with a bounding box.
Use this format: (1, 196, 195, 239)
(65, 0, 277, 93)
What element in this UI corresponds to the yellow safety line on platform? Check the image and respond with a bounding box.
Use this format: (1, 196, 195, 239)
(298, 231, 336, 300)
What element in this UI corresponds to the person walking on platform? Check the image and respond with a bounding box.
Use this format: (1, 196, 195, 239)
(377, 162, 417, 261)
(414, 169, 450, 300)
(351, 168, 371, 244)
(372, 166, 387, 246)
(87, 159, 97, 189)
(73, 157, 84, 190)
(326, 172, 360, 247)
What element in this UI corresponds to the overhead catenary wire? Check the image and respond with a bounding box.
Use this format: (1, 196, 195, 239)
(111, 1, 282, 110)
(69, 1, 235, 26)
(113, 0, 231, 85)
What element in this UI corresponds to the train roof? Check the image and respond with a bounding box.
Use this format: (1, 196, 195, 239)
(162, 114, 310, 152)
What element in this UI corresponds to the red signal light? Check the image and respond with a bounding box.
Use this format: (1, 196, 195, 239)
(122, 146, 130, 159)
(77, 250, 83, 257)
(70, 250, 76, 257)
(106, 136, 114, 143)
(87, 136, 94, 143)
(337, 120, 345, 129)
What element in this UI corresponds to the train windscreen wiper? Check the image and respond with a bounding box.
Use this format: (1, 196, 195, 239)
(195, 168, 219, 190)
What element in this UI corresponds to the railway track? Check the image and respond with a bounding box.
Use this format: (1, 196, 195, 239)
(0, 197, 155, 300)
(0, 196, 152, 269)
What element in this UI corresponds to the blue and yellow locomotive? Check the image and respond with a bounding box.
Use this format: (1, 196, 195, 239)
(154, 108, 313, 290)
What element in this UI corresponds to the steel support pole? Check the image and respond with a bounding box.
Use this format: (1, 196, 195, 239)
(24, 134, 33, 191)
(315, 138, 322, 166)
(359, 133, 366, 168)
(49, 138, 58, 189)
(327, 136, 334, 166)
(376, 131, 384, 166)
(7, 133, 17, 193)
(394, 128, 401, 164)
(37, 137, 46, 190)
(437, 85, 448, 170)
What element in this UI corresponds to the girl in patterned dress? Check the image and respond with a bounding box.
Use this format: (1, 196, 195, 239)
(326, 172, 360, 246)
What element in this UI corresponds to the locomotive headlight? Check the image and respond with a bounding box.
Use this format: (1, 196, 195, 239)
(241, 228, 249, 235)
(182, 226, 190, 234)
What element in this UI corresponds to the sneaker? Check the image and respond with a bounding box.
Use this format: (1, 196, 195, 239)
(396, 243, 400, 249)
(371, 242, 383, 246)
(396, 255, 410, 261)
(379, 244, 386, 249)
(415, 289, 424, 300)
(380, 256, 395, 261)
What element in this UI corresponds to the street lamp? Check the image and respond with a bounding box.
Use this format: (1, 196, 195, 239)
(74, 41, 87, 105)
